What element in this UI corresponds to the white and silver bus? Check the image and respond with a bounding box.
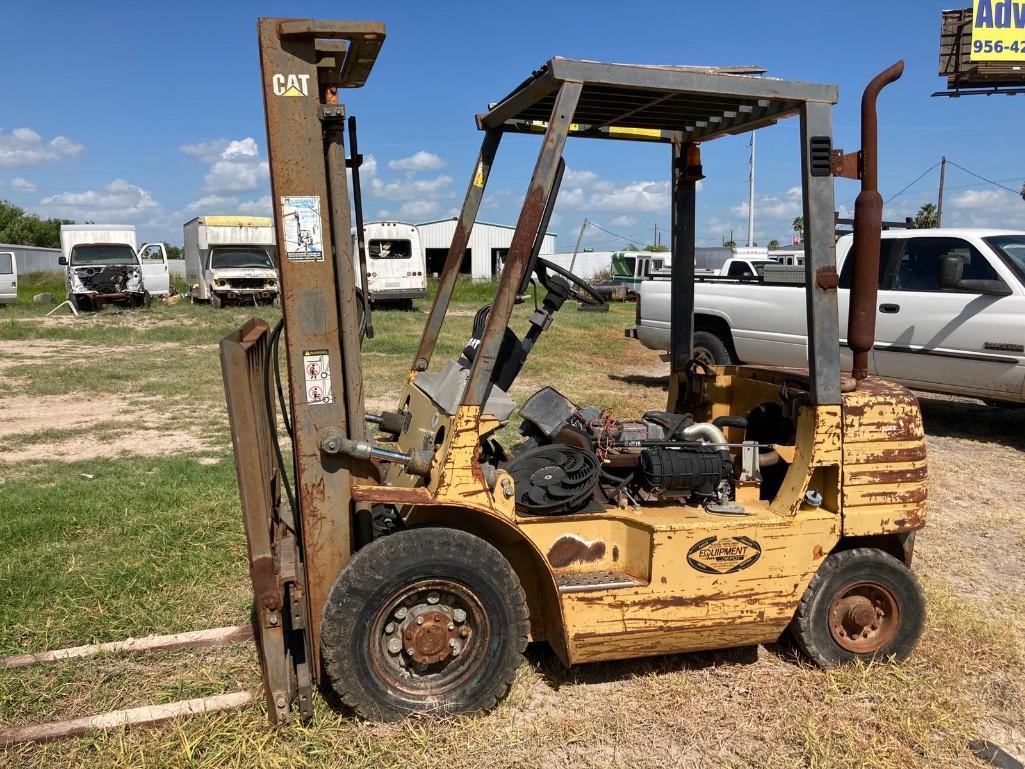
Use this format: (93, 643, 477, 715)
(352, 221, 427, 306)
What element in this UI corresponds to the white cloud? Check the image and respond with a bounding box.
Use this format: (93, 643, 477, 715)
(182, 193, 271, 217)
(610, 214, 636, 227)
(181, 137, 270, 195)
(0, 127, 83, 168)
(369, 174, 453, 202)
(399, 199, 440, 219)
(944, 187, 1025, 228)
(10, 177, 37, 192)
(388, 151, 444, 172)
(39, 179, 159, 221)
(557, 168, 669, 214)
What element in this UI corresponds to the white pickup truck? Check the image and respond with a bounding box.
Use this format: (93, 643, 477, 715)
(631, 228, 1025, 406)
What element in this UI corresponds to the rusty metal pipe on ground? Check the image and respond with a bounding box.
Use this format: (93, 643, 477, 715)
(847, 60, 904, 381)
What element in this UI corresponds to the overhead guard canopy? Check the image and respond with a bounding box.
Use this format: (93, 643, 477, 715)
(478, 57, 838, 142)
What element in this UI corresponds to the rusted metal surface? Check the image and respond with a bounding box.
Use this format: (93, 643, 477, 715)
(669, 142, 700, 376)
(463, 81, 582, 407)
(827, 582, 899, 654)
(815, 265, 839, 290)
(830, 148, 861, 180)
(547, 535, 606, 568)
(220, 318, 295, 724)
(840, 376, 927, 537)
(413, 130, 502, 373)
(846, 61, 904, 380)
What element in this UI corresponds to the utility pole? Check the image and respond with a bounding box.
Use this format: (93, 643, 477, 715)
(936, 155, 947, 227)
(569, 217, 588, 273)
(747, 131, 756, 247)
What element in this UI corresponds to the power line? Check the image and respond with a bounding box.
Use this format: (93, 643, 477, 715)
(946, 160, 1023, 196)
(883, 162, 940, 205)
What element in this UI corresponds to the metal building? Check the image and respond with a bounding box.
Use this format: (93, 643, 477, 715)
(0, 243, 61, 273)
(417, 218, 557, 281)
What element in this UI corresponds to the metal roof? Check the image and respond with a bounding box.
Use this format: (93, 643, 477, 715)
(417, 216, 556, 237)
(478, 57, 838, 144)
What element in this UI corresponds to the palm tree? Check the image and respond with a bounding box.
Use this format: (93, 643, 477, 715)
(914, 202, 938, 229)
(767, 239, 781, 251)
(792, 217, 804, 242)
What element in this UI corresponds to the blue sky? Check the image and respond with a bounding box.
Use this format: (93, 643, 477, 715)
(2, 0, 1024, 249)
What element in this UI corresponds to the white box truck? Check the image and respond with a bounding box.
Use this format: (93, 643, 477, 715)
(0, 250, 16, 304)
(352, 221, 427, 307)
(58, 225, 148, 311)
(183, 216, 278, 308)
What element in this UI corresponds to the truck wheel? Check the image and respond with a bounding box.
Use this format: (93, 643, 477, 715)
(321, 527, 529, 722)
(210, 293, 223, 309)
(790, 547, 925, 667)
(693, 331, 734, 366)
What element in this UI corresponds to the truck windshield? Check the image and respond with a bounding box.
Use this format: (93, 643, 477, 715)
(70, 244, 137, 266)
(210, 248, 275, 269)
(369, 239, 412, 259)
(984, 235, 1025, 284)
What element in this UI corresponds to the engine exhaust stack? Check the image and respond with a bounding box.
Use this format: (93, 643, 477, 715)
(846, 60, 904, 381)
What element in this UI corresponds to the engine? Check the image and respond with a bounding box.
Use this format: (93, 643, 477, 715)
(506, 386, 740, 516)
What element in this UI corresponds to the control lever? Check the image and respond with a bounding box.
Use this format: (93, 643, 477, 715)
(347, 115, 374, 340)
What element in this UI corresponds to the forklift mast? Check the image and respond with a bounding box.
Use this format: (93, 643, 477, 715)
(220, 18, 384, 723)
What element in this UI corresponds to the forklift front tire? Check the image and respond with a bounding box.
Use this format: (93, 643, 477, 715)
(790, 547, 925, 667)
(320, 527, 529, 721)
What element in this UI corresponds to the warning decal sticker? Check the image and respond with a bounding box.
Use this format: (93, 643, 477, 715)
(281, 196, 324, 262)
(303, 349, 333, 405)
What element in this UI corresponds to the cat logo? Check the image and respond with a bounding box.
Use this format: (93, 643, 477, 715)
(686, 536, 762, 574)
(272, 73, 311, 97)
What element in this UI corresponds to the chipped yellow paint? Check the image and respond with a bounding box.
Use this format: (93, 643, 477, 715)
(350, 366, 925, 667)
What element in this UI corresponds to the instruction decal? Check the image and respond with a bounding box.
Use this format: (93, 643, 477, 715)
(272, 73, 311, 96)
(686, 536, 761, 575)
(473, 161, 486, 188)
(303, 349, 333, 405)
(281, 196, 324, 262)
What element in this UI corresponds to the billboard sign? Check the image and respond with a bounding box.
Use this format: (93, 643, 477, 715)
(971, 0, 1025, 60)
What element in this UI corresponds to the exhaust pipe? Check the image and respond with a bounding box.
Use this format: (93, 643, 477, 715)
(847, 60, 904, 381)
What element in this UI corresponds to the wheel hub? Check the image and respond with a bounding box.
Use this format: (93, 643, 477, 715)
(370, 581, 483, 696)
(403, 610, 457, 665)
(828, 581, 899, 654)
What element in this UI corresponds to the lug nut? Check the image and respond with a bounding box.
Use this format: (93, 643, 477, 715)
(387, 638, 402, 654)
(385, 622, 395, 634)
(448, 623, 455, 631)
(427, 592, 440, 604)
(416, 616, 424, 625)
(459, 627, 470, 638)
(394, 607, 408, 620)
(453, 609, 466, 623)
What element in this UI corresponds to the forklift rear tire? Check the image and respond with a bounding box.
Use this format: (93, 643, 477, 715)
(321, 527, 529, 721)
(790, 547, 925, 667)
(692, 331, 734, 366)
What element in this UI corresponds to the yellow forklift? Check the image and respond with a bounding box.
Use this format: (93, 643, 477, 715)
(222, 18, 926, 723)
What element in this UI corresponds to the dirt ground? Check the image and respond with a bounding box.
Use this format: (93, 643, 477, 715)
(2, 311, 1025, 768)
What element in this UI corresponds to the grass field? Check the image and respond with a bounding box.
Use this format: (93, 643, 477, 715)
(1, 273, 1024, 768)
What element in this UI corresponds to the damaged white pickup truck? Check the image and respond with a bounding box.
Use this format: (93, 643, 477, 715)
(59, 225, 150, 312)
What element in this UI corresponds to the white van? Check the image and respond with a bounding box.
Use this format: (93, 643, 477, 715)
(353, 221, 427, 306)
(0, 251, 16, 304)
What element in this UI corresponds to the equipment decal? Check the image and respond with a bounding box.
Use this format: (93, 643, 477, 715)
(303, 349, 332, 405)
(281, 196, 324, 262)
(686, 536, 762, 574)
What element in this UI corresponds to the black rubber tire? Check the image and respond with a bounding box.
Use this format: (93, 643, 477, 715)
(790, 547, 925, 667)
(693, 330, 734, 366)
(210, 292, 223, 309)
(321, 527, 529, 721)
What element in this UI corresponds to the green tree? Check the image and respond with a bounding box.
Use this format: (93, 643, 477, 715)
(164, 243, 183, 260)
(723, 238, 737, 248)
(643, 243, 669, 252)
(767, 239, 781, 250)
(0, 200, 74, 248)
(914, 202, 938, 229)
(792, 216, 804, 241)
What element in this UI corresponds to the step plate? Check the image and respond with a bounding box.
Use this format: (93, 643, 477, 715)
(556, 571, 643, 593)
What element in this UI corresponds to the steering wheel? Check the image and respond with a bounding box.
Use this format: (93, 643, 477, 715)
(533, 257, 607, 307)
